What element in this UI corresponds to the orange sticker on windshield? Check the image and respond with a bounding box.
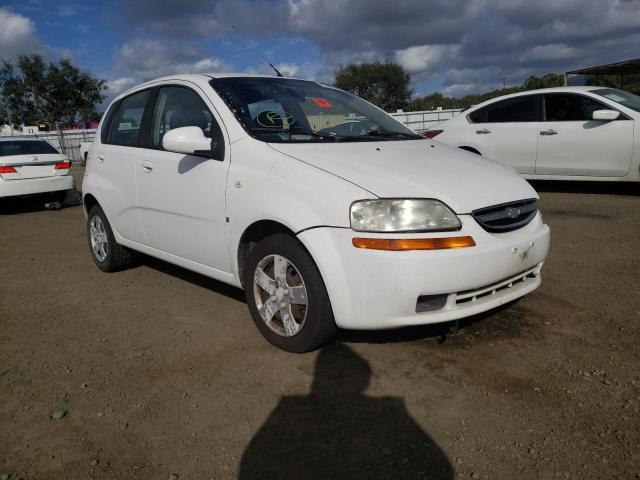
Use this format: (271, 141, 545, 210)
(312, 97, 333, 108)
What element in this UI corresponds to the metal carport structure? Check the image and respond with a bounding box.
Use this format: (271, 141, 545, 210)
(564, 58, 640, 89)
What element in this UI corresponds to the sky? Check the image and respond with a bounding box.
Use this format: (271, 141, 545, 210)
(1, 0, 639, 107)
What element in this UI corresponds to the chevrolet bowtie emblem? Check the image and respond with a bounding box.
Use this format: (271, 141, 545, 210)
(506, 207, 521, 219)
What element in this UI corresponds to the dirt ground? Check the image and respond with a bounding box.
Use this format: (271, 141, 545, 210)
(1, 168, 639, 480)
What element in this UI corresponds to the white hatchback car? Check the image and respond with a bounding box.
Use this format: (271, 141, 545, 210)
(0, 138, 73, 200)
(425, 87, 640, 182)
(83, 74, 550, 352)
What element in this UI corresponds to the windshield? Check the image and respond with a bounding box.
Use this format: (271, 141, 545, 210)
(209, 77, 422, 143)
(590, 88, 640, 113)
(0, 140, 59, 157)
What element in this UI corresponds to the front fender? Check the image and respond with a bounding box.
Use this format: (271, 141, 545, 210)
(226, 139, 371, 280)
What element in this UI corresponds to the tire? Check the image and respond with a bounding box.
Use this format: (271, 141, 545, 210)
(87, 204, 135, 272)
(52, 190, 67, 204)
(244, 233, 337, 352)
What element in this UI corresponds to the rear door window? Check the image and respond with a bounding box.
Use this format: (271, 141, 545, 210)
(469, 95, 541, 123)
(108, 90, 151, 146)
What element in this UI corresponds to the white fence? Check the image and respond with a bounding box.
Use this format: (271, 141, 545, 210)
(0, 129, 96, 163)
(0, 108, 463, 162)
(390, 108, 463, 131)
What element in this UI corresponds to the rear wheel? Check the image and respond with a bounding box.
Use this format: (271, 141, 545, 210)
(87, 204, 135, 272)
(244, 233, 336, 352)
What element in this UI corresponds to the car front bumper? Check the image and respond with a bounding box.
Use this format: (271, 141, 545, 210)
(298, 212, 550, 330)
(0, 175, 74, 198)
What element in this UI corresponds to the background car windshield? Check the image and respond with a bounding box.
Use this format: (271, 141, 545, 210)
(210, 77, 420, 142)
(0, 140, 59, 157)
(591, 88, 640, 113)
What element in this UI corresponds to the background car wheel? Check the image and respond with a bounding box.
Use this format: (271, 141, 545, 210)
(459, 146, 482, 156)
(244, 233, 336, 352)
(52, 190, 68, 203)
(87, 204, 135, 272)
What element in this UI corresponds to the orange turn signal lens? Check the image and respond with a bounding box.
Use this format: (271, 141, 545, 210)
(352, 236, 476, 251)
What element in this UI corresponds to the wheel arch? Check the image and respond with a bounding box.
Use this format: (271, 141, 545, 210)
(459, 146, 482, 155)
(82, 192, 99, 217)
(237, 220, 298, 288)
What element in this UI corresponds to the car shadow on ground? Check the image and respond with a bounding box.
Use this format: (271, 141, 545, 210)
(239, 342, 454, 479)
(141, 250, 519, 347)
(140, 255, 247, 303)
(337, 302, 520, 345)
(0, 189, 81, 214)
(528, 180, 639, 196)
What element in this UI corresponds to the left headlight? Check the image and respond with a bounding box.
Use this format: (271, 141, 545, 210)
(350, 199, 461, 232)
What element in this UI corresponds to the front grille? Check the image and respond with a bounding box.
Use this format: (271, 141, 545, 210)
(456, 266, 540, 304)
(472, 198, 538, 233)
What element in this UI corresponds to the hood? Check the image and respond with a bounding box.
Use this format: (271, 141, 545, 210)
(268, 139, 537, 213)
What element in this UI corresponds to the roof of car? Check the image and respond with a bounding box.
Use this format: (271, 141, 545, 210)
(467, 86, 614, 111)
(117, 72, 304, 102)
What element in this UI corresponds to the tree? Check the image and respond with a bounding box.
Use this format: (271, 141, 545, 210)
(409, 87, 522, 111)
(522, 73, 564, 90)
(334, 62, 411, 111)
(409, 72, 568, 111)
(0, 54, 106, 129)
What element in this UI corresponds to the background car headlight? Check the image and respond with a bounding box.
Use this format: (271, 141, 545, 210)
(350, 199, 461, 232)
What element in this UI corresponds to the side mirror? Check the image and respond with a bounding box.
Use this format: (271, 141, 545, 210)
(162, 126, 212, 157)
(592, 109, 620, 121)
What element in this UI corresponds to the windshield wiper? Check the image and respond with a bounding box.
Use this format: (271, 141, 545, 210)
(364, 130, 424, 140)
(249, 127, 342, 141)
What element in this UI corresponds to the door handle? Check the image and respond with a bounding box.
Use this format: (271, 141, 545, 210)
(141, 160, 153, 172)
(475, 128, 491, 134)
(540, 129, 558, 136)
(97, 154, 105, 163)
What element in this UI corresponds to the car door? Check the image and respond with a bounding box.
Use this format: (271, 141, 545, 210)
(466, 94, 541, 174)
(135, 83, 231, 272)
(536, 93, 633, 176)
(92, 89, 152, 243)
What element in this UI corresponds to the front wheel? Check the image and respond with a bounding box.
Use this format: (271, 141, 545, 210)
(244, 234, 336, 352)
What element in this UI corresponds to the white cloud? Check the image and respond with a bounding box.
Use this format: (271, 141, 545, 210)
(394, 45, 454, 74)
(107, 77, 138, 96)
(101, 77, 138, 107)
(116, 38, 231, 80)
(275, 62, 300, 77)
(525, 44, 576, 62)
(0, 8, 42, 61)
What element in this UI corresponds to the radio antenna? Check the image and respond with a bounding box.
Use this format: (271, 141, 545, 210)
(232, 25, 283, 77)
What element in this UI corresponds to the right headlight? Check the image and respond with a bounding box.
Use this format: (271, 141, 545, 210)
(350, 199, 461, 232)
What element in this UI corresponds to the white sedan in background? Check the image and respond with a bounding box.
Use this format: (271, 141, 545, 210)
(424, 87, 640, 182)
(0, 138, 74, 200)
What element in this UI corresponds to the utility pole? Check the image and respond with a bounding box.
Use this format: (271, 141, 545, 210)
(501, 77, 507, 89)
